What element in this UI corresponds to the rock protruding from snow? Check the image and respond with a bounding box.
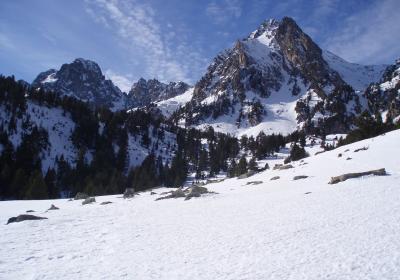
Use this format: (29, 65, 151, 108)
(329, 168, 387, 184)
(82, 197, 96, 205)
(7, 214, 47, 224)
(123, 188, 135, 199)
(48, 204, 59, 211)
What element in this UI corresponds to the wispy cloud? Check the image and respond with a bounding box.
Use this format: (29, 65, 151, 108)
(84, 0, 208, 84)
(206, 0, 242, 25)
(324, 0, 400, 64)
(105, 69, 132, 93)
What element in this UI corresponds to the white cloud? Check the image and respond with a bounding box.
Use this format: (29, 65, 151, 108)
(206, 0, 242, 24)
(324, 0, 400, 64)
(105, 69, 132, 93)
(84, 0, 207, 84)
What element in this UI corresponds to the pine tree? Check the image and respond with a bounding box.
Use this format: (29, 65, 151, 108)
(237, 156, 248, 176)
(25, 170, 48, 200)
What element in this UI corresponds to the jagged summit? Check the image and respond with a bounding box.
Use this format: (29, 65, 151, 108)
(173, 17, 386, 136)
(32, 58, 126, 110)
(127, 78, 190, 108)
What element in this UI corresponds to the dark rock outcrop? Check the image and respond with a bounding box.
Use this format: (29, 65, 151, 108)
(127, 78, 190, 108)
(293, 175, 308, 180)
(48, 204, 59, 211)
(7, 214, 47, 225)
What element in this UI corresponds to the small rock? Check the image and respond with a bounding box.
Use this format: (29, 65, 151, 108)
(123, 188, 135, 199)
(344, 149, 349, 152)
(270, 176, 280, 181)
(48, 204, 59, 211)
(26, 210, 35, 213)
(346, 157, 352, 160)
(304, 192, 312, 195)
(293, 175, 308, 180)
(246, 181, 263, 185)
(338, 153, 342, 157)
(274, 164, 293, 170)
(150, 192, 157, 195)
(354, 147, 368, 153)
(7, 214, 47, 225)
(100, 201, 112, 205)
(74, 192, 89, 200)
(82, 197, 96, 205)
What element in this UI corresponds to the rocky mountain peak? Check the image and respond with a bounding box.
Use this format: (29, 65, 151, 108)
(32, 58, 126, 110)
(127, 78, 190, 108)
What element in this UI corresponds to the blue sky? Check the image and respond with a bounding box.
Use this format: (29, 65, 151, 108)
(0, 0, 399, 92)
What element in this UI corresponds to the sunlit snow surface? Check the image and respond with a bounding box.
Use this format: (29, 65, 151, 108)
(1, 130, 400, 279)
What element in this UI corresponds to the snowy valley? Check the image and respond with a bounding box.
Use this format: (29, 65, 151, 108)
(1, 130, 400, 279)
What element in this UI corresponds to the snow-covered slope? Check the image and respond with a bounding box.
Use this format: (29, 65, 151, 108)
(323, 50, 386, 91)
(1, 130, 399, 279)
(154, 87, 194, 118)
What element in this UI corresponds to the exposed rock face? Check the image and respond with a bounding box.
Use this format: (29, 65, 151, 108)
(364, 60, 400, 121)
(32, 58, 126, 110)
(127, 78, 190, 108)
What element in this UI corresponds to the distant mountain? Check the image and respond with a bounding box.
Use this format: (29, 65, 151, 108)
(171, 17, 386, 136)
(32, 58, 127, 111)
(364, 59, 400, 122)
(127, 78, 190, 108)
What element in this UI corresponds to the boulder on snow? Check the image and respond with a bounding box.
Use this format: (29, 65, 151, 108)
(185, 186, 210, 200)
(329, 168, 387, 184)
(273, 164, 293, 170)
(74, 192, 89, 200)
(156, 187, 186, 201)
(48, 204, 59, 211)
(150, 191, 157, 195)
(26, 210, 35, 213)
(123, 188, 135, 199)
(246, 181, 263, 185)
(7, 214, 47, 225)
(82, 197, 96, 205)
(293, 175, 308, 180)
(270, 176, 280, 181)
